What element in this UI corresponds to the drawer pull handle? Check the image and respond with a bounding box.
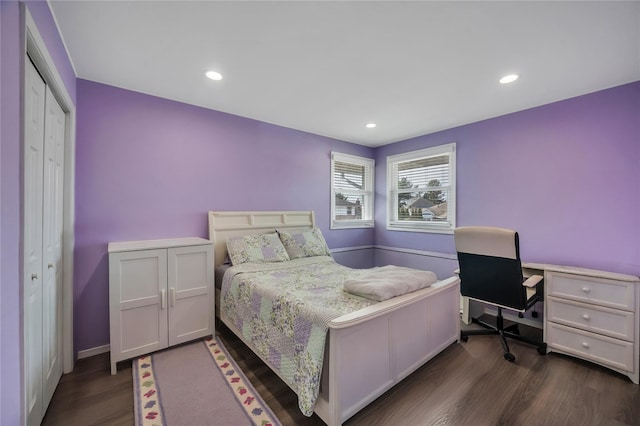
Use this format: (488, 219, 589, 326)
(581, 342, 590, 349)
(160, 289, 166, 310)
(581, 287, 591, 293)
(582, 314, 590, 321)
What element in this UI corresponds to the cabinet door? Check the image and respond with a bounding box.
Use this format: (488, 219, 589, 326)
(109, 249, 169, 367)
(167, 245, 214, 346)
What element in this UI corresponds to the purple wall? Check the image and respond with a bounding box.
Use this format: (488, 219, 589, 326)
(375, 82, 640, 276)
(74, 79, 375, 352)
(76, 79, 640, 355)
(1, 3, 24, 424)
(0, 1, 76, 424)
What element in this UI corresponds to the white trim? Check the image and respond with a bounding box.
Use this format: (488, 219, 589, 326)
(386, 142, 456, 164)
(386, 222, 455, 234)
(374, 245, 458, 260)
(24, 7, 76, 379)
(330, 220, 374, 229)
(61, 113, 75, 374)
(77, 344, 110, 360)
(330, 152, 375, 229)
(330, 245, 375, 254)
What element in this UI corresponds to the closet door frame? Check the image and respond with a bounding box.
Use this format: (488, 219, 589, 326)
(22, 5, 76, 421)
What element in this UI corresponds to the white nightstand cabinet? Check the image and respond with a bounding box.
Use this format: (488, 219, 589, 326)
(108, 237, 214, 374)
(543, 266, 639, 384)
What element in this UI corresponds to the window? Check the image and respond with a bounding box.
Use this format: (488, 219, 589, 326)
(387, 143, 456, 233)
(331, 152, 375, 229)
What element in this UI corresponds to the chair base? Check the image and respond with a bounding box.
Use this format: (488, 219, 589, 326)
(460, 308, 547, 362)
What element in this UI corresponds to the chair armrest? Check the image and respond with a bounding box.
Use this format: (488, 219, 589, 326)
(522, 274, 543, 288)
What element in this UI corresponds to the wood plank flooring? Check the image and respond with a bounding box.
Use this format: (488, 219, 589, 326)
(42, 320, 640, 426)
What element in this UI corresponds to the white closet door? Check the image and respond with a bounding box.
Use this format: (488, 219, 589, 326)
(42, 85, 65, 409)
(24, 58, 66, 426)
(24, 58, 45, 426)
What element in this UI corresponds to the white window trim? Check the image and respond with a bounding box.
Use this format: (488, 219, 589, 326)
(386, 143, 456, 234)
(331, 152, 375, 229)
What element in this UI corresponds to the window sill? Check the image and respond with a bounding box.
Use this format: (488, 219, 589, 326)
(386, 221, 454, 234)
(331, 220, 374, 230)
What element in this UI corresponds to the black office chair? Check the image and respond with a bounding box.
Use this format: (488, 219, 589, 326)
(454, 226, 547, 362)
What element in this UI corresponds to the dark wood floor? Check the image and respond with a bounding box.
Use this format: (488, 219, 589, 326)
(43, 319, 640, 426)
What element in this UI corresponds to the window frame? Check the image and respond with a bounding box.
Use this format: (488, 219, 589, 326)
(386, 143, 456, 234)
(330, 152, 375, 229)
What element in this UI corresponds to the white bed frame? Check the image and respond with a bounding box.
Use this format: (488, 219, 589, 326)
(208, 210, 461, 426)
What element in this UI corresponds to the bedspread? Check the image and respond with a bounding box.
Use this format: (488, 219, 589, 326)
(220, 256, 375, 416)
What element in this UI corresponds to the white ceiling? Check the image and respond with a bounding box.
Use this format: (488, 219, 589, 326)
(49, 1, 640, 147)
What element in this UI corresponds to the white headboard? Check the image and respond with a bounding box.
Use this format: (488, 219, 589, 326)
(208, 210, 315, 267)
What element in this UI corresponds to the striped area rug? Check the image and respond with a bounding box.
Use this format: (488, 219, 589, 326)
(133, 337, 281, 426)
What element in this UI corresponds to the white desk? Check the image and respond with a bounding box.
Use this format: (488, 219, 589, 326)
(460, 262, 639, 384)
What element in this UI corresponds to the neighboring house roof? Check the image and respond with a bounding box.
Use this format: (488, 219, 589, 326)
(409, 198, 435, 209)
(335, 198, 359, 207)
(427, 202, 448, 219)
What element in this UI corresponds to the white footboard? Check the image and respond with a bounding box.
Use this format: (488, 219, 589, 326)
(314, 276, 460, 426)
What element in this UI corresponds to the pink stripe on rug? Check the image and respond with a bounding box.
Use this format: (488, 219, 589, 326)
(133, 338, 280, 426)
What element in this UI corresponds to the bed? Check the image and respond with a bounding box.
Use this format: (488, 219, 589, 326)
(208, 210, 461, 426)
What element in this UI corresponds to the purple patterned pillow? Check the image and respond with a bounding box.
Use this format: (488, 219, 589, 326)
(277, 226, 331, 259)
(226, 233, 290, 265)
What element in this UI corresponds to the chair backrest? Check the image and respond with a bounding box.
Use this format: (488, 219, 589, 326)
(454, 226, 526, 310)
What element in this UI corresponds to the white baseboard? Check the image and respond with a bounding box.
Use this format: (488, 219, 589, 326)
(330, 245, 374, 253)
(77, 344, 109, 359)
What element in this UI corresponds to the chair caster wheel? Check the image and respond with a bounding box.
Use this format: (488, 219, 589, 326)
(518, 312, 524, 318)
(504, 353, 516, 362)
(537, 344, 547, 355)
(532, 311, 539, 318)
(460, 333, 468, 342)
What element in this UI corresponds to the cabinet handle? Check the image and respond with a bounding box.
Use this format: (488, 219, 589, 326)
(48, 263, 54, 269)
(31, 273, 39, 280)
(581, 314, 591, 321)
(581, 287, 591, 293)
(581, 342, 590, 349)
(160, 289, 166, 310)
(170, 288, 176, 307)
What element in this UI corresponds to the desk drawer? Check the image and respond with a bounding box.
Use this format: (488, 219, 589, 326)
(547, 272, 635, 311)
(547, 322, 634, 373)
(547, 297, 634, 341)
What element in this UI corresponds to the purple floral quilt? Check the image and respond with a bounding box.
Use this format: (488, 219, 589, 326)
(220, 256, 375, 416)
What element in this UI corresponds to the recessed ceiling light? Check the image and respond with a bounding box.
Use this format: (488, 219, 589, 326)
(499, 74, 519, 84)
(205, 71, 223, 81)
(365, 123, 377, 128)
